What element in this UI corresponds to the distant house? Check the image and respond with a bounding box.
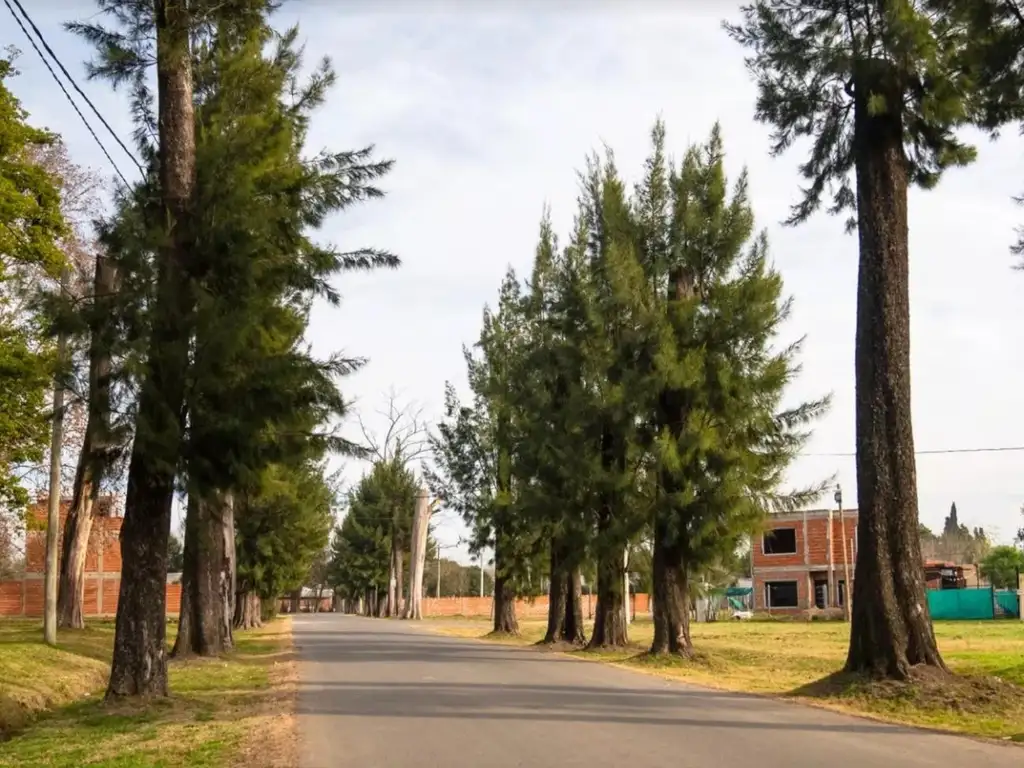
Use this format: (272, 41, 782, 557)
(924, 560, 968, 590)
(751, 508, 858, 614)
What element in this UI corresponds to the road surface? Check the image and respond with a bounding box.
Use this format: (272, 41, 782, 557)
(295, 613, 1020, 768)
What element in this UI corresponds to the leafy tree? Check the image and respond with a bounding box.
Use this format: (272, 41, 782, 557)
(430, 278, 541, 636)
(167, 533, 184, 572)
(979, 545, 1024, 590)
(0, 56, 67, 517)
(234, 457, 334, 628)
(726, 0, 978, 680)
(647, 124, 827, 656)
(329, 459, 430, 614)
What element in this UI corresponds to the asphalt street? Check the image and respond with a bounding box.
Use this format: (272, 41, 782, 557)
(294, 613, 1021, 768)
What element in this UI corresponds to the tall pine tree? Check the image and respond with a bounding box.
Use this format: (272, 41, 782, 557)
(647, 125, 827, 656)
(726, 0, 976, 679)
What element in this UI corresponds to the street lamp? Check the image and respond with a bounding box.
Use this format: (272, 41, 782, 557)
(835, 484, 852, 620)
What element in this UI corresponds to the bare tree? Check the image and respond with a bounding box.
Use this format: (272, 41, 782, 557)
(356, 390, 433, 467)
(356, 391, 433, 618)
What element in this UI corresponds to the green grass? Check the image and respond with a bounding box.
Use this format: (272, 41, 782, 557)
(0, 618, 296, 768)
(428, 615, 1024, 741)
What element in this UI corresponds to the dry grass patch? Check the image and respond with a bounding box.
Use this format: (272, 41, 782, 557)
(426, 615, 1024, 741)
(0, 617, 298, 767)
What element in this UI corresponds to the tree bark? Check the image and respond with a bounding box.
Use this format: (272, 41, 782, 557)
(588, 423, 629, 648)
(492, 571, 519, 635)
(404, 490, 431, 620)
(844, 59, 946, 680)
(58, 254, 117, 630)
(542, 543, 568, 644)
(565, 566, 586, 645)
(396, 549, 405, 617)
(385, 543, 398, 617)
(57, 487, 94, 630)
(543, 541, 586, 645)
(172, 490, 234, 657)
(650, 519, 692, 656)
(233, 588, 262, 630)
(106, 0, 196, 699)
(588, 545, 628, 648)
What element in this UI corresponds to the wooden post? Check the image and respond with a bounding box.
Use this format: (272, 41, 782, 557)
(826, 508, 834, 610)
(44, 279, 69, 645)
(840, 510, 852, 621)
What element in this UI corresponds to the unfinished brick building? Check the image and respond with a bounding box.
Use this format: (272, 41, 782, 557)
(751, 508, 858, 614)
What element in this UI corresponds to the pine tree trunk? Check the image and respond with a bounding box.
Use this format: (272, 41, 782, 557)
(172, 491, 234, 657)
(106, 0, 196, 700)
(58, 253, 117, 630)
(844, 60, 945, 680)
(492, 572, 519, 635)
(543, 543, 568, 643)
(589, 423, 629, 648)
(589, 543, 628, 648)
(564, 566, 586, 645)
(650, 519, 692, 656)
(233, 588, 262, 630)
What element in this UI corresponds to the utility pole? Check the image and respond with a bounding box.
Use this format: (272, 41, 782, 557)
(479, 556, 484, 598)
(836, 484, 852, 621)
(43, 270, 69, 646)
(436, 547, 441, 599)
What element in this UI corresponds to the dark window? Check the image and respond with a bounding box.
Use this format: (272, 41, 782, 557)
(836, 580, 846, 607)
(762, 527, 797, 555)
(765, 581, 799, 608)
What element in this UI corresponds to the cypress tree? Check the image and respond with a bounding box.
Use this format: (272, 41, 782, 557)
(648, 125, 828, 656)
(726, 0, 977, 679)
(580, 154, 659, 649)
(518, 213, 591, 645)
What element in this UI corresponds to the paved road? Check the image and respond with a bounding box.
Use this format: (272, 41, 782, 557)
(295, 614, 1020, 768)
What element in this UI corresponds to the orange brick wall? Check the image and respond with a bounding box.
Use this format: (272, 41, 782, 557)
(24, 502, 122, 575)
(412, 593, 651, 619)
(754, 520, 807, 568)
(806, 516, 858, 568)
(752, 570, 811, 613)
(0, 577, 182, 618)
(753, 510, 859, 571)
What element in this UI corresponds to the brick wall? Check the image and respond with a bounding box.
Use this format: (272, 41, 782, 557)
(0, 577, 182, 618)
(752, 570, 810, 614)
(24, 501, 122, 575)
(413, 592, 652, 619)
(752, 509, 859, 572)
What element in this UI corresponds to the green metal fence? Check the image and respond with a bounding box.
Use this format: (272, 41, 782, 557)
(926, 587, 995, 620)
(995, 590, 1021, 618)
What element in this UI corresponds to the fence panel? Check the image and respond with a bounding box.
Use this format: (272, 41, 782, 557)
(995, 590, 1021, 618)
(927, 587, 995, 620)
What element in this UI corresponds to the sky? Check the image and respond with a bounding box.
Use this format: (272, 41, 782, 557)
(7, 1, 1024, 562)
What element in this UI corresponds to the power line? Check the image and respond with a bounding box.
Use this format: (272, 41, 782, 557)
(3, 0, 132, 188)
(8, 0, 144, 177)
(805, 446, 1024, 458)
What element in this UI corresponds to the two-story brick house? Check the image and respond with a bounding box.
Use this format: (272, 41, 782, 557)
(751, 508, 858, 613)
